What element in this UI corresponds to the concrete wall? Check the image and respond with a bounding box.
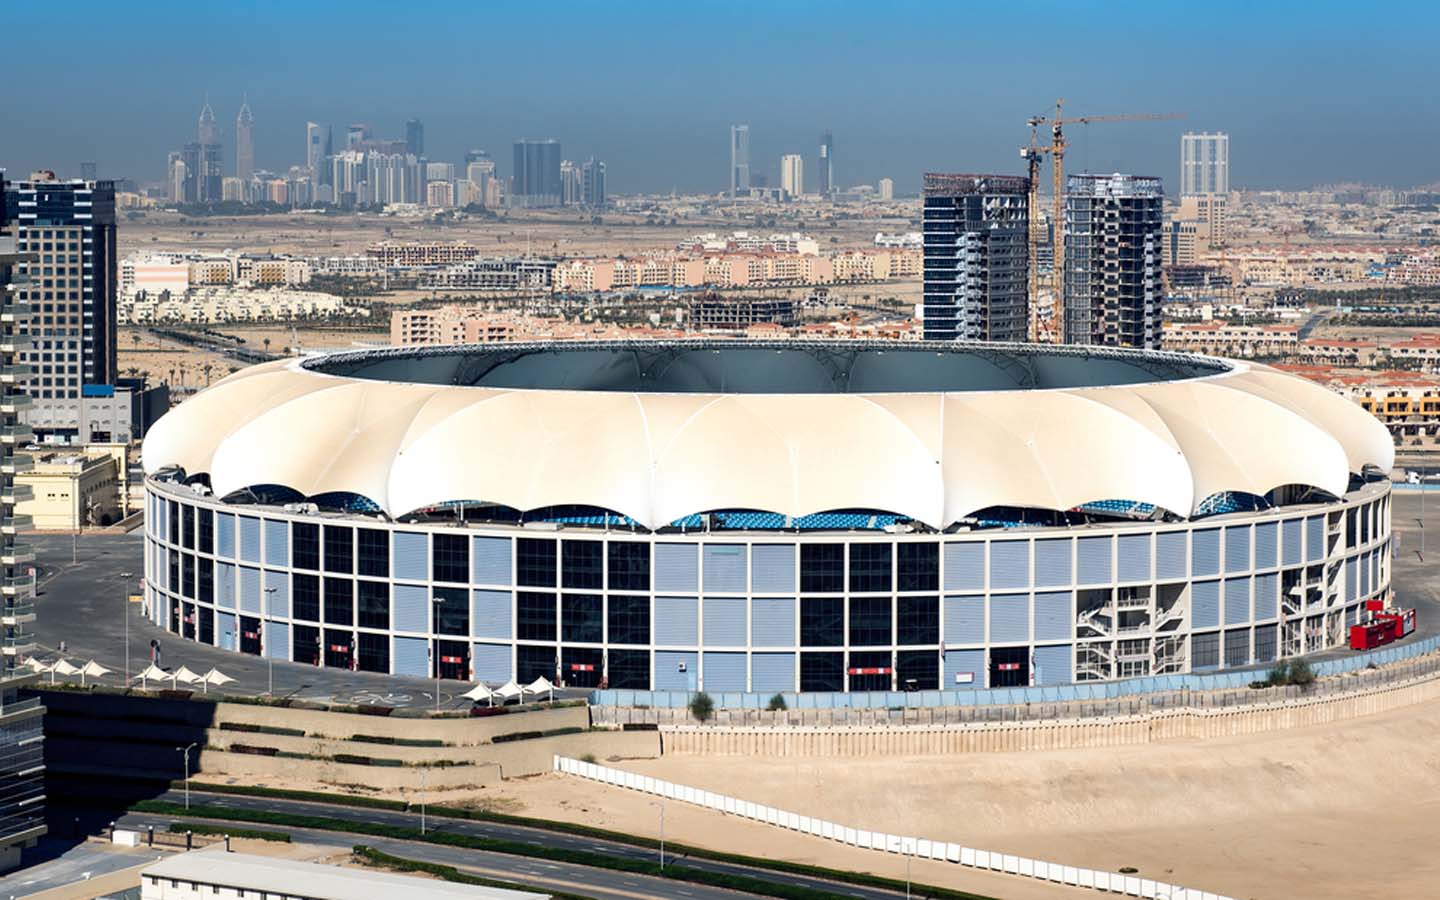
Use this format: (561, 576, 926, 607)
(656, 672, 1440, 756)
(38, 689, 658, 792)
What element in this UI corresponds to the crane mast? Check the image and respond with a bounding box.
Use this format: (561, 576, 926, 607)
(1022, 99, 1184, 343)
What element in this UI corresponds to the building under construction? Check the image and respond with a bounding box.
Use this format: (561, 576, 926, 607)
(1063, 173, 1164, 350)
(921, 173, 1029, 342)
(692, 293, 798, 332)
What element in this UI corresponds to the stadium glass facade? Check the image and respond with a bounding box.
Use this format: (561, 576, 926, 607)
(143, 478, 1392, 691)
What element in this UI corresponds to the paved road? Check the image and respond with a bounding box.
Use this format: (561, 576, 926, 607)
(27, 531, 586, 710)
(111, 786, 924, 900)
(118, 813, 752, 900)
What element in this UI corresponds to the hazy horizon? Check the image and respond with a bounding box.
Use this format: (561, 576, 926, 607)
(6, 0, 1438, 195)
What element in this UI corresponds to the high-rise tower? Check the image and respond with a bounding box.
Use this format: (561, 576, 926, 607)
(921, 173, 1030, 342)
(1063, 173, 1164, 349)
(235, 98, 254, 181)
(197, 99, 218, 146)
(818, 131, 834, 196)
(194, 100, 223, 202)
(4, 173, 118, 441)
(1180, 132, 1228, 197)
(0, 176, 47, 869)
(780, 154, 804, 199)
(405, 118, 425, 158)
(511, 140, 562, 208)
(729, 125, 750, 197)
(582, 158, 606, 208)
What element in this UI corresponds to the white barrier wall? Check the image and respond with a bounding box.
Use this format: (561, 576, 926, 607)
(553, 755, 1236, 900)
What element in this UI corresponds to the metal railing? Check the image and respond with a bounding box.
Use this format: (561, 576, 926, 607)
(594, 651, 1440, 729)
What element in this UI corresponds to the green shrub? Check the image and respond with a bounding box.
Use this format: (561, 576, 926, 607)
(1265, 663, 1292, 687)
(767, 693, 788, 712)
(170, 822, 291, 843)
(352, 734, 445, 747)
(491, 730, 543, 744)
(219, 722, 305, 737)
(689, 691, 715, 722)
(1288, 658, 1316, 687)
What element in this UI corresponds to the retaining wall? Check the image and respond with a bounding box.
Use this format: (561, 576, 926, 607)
(657, 669, 1440, 756)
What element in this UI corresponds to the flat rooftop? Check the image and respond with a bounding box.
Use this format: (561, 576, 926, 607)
(142, 848, 545, 900)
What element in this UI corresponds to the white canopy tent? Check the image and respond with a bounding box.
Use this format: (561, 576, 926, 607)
(78, 660, 110, 687)
(171, 666, 202, 687)
(48, 659, 79, 685)
(199, 668, 234, 694)
(134, 663, 168, 689)
(525, 676, 556, 702)
(494, 680, 524, 702)
(461, 683, 495, 705)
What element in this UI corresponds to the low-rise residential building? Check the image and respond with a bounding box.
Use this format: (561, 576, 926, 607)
(1161, 323, 1299, 358)
(366, 241, 480, 268)
(16, 450, 123, 529)
(120, 287, 364, 325)
(418, 258, 557, 292)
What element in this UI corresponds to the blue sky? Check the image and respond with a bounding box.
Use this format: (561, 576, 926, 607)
(5, 0, 1437, 194)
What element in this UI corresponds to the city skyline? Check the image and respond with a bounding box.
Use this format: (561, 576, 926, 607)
(5, 1, 1439, 194)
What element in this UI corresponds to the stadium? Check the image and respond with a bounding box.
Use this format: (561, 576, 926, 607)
(139, 339, 1395, 693)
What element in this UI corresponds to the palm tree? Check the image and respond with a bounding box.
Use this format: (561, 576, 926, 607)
(263, 337, 271, 356)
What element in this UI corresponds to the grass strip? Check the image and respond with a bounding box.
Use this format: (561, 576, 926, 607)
(176, 780, 991, 900)
(352, 845, 592, 899)
(168, 822, 291, 843)
(138, 800, 993, 900)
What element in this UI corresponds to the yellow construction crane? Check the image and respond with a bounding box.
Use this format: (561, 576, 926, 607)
(1022, 99, 1185, 342)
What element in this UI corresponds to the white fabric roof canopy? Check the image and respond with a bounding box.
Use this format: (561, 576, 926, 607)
(140, 350, 1394, 530)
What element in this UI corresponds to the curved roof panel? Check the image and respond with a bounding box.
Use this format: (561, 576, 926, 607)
(140, 341, 1394, 529)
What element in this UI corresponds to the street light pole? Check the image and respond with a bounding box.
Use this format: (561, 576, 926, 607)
(177, 742, 197, 810)
(262, 587, 277, 696)
(650, 800, 665, 870)
(420, 767, 427, 836)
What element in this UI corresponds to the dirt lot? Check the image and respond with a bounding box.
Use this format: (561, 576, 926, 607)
(118, 208, 915, 260)
(445, 693, 1440, 900)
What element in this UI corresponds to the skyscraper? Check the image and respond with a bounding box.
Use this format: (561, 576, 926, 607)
(405, 118, 425, 158)
(780, 154, 804, 199)
(818, 131, 834, 196)
(921, 173, 1030, 342)
(180, 143, 201, 203)
(582, 158, 606, 208)
(0, 175, 46, 871)
(197, 98, 218, 145)
(560, 160, 581, 205)
(465, 152, 495, 208)
(4, 173, 119, 441)
(236, 98, 254, 181)
(192, 100, 223, 202)
(167, 152, 187, 203)
(878, 177, 894, 201)
(1063, 173, 1163, 350)
(729, 125, 750, 197)
(511, 139, 563, 208)
(1180, 132, 1228, 196)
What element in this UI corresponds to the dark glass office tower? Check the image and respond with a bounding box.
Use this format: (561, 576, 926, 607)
(1064, 174, 1164, 350)
(921, 173, 1030, 342)
(511, 140, 563, 208)
(405, 118, 425, 158)
(3, 174, 118, 440)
